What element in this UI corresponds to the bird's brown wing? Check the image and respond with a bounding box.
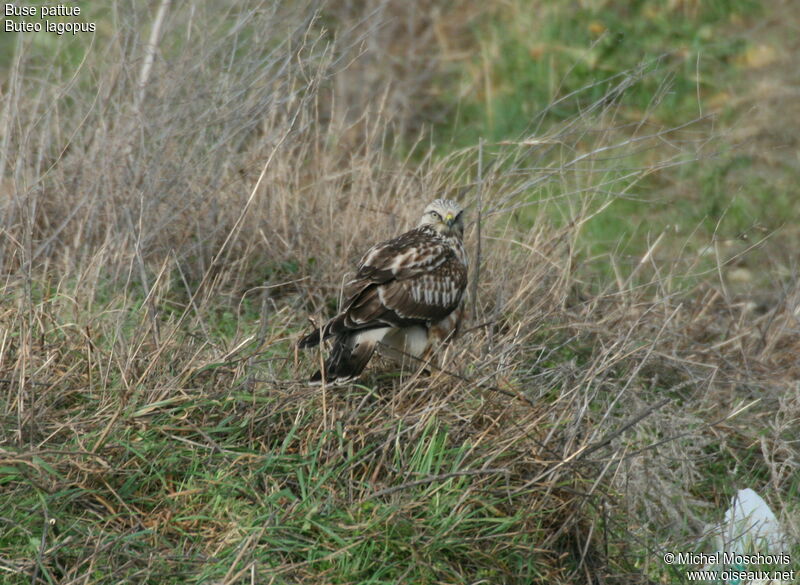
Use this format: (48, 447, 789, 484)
(297, 227, 466, 349)
(340, 227, 467, 329)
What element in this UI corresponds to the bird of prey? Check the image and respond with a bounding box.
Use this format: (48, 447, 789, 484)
(298, 199, 468, 384)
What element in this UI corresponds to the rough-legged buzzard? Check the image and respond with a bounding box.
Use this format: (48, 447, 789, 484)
(298, 199, 468, 384)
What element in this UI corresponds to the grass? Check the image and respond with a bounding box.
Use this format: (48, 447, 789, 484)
(441, 1, 758, 140)
(1, 0, 799, 583)
(432, 0, 800, 277)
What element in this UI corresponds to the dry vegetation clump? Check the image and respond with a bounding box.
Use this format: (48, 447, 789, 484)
(0, 1, 797, 583)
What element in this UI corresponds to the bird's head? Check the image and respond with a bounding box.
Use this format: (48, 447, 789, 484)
(418, 199, 465, 238)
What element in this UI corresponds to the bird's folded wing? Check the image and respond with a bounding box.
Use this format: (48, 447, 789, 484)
(343, 257, 467, 329)
(352, 229, 451, 283)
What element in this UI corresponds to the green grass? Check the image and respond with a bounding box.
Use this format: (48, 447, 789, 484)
(429, 0, 800, 278)
(441, 0, 758, 144)
(0, 347, 554, 582)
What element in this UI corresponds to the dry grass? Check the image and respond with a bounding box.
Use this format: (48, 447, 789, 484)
(0, 1, 798, 583)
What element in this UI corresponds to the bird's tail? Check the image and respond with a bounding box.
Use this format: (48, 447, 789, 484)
(309, 332, 376, 385)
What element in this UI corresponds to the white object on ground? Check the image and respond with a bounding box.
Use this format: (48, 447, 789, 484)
(718, 488, 787, 555)
(702, 488, 791, 585)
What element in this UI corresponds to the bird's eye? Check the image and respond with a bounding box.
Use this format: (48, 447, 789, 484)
(430, 211, 442, 220)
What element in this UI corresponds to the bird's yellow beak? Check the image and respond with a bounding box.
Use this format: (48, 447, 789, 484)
(445, 213, 454, 227)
